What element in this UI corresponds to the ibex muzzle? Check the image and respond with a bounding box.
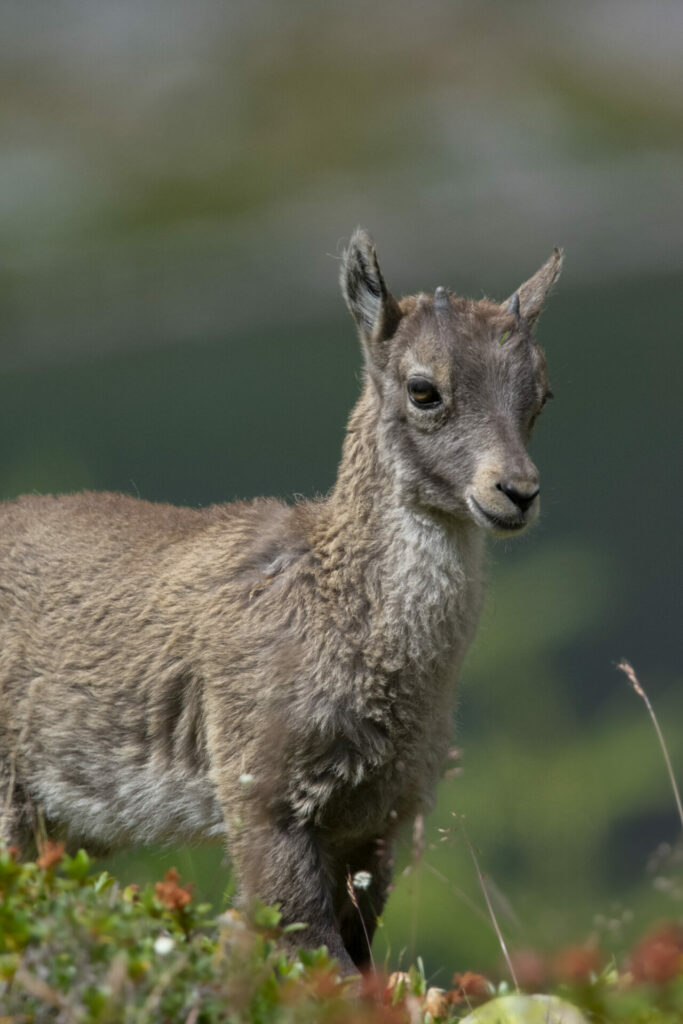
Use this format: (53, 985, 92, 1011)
(0, 231, 562, 976)
(467, 431, 542, 534)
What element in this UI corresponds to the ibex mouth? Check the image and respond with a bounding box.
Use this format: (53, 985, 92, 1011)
(467, 496, 528, 534)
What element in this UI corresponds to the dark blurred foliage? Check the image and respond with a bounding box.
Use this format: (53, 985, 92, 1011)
(1, 0, 681, 977)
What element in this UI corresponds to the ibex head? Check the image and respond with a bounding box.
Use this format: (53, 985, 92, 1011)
(341, 229, 563, 535)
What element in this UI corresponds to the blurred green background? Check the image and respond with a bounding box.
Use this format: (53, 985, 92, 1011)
(2, 0, 681, 980)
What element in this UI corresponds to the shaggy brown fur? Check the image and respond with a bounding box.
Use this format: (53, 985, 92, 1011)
(0, 230, 562, 974)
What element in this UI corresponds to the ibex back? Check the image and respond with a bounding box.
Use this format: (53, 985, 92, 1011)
(0, 230, 562, 974)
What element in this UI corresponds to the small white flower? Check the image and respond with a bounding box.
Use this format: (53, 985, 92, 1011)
(352, 870, 372, 891)
(238, 773, 254, 787)
(154, 935, 175, 956)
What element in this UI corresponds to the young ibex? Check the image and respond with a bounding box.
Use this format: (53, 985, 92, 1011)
(0, 230, 561, 974)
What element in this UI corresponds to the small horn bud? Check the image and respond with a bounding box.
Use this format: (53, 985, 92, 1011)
(434, 286, 449, 311)
(508, 292, 521, 319)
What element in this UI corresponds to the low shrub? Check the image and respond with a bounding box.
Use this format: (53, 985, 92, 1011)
(1, 841, 682, 1023)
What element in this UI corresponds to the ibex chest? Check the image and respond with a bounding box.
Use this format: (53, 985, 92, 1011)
(366, 509, 484, 670)
(286, 516, 485, 836)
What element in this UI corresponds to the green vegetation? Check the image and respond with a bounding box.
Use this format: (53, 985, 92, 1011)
(0, 843, 346, 1023)
(1, 842, 682, 1023)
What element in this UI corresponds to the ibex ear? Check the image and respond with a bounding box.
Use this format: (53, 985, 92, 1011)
(340, 228, 402, 367)
(505, 247, 564, 328)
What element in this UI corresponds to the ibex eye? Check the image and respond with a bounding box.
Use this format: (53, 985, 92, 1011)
(407, 377, 442, 409)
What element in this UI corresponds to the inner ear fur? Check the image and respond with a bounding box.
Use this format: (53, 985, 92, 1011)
(340, 228, 402, 367)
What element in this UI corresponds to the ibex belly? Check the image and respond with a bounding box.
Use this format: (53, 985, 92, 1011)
(5, 666, 225, 850)
(31, 754, 225, 849)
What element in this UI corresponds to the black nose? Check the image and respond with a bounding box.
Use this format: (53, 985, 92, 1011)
(496, 481, 540, 513)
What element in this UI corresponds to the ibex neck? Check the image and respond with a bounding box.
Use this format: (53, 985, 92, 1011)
(328, 387, 388, 515)
(312, 387, 485, 669)
(324, 385, 472, 542)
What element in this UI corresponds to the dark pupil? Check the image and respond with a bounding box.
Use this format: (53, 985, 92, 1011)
(408, 377, 441, 408)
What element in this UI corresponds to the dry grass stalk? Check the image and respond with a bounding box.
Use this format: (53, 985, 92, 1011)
(462, 825, 519, 992)
(345, 872, 375, 972)
(421, 860, 498, 929)
(618, 659, 683, 833)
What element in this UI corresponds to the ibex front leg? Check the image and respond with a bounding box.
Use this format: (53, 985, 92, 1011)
(335, 834, 395, 971)
(230, 817, 358, 976)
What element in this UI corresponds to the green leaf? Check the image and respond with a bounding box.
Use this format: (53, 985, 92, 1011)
(282, 921, 308, 934)
(0, 952, 20, 982)
(251, 901, 282, 930)
(408, 961, 427, 996)
(62, 849, 92, 881)
(93, 871, 114, 894)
